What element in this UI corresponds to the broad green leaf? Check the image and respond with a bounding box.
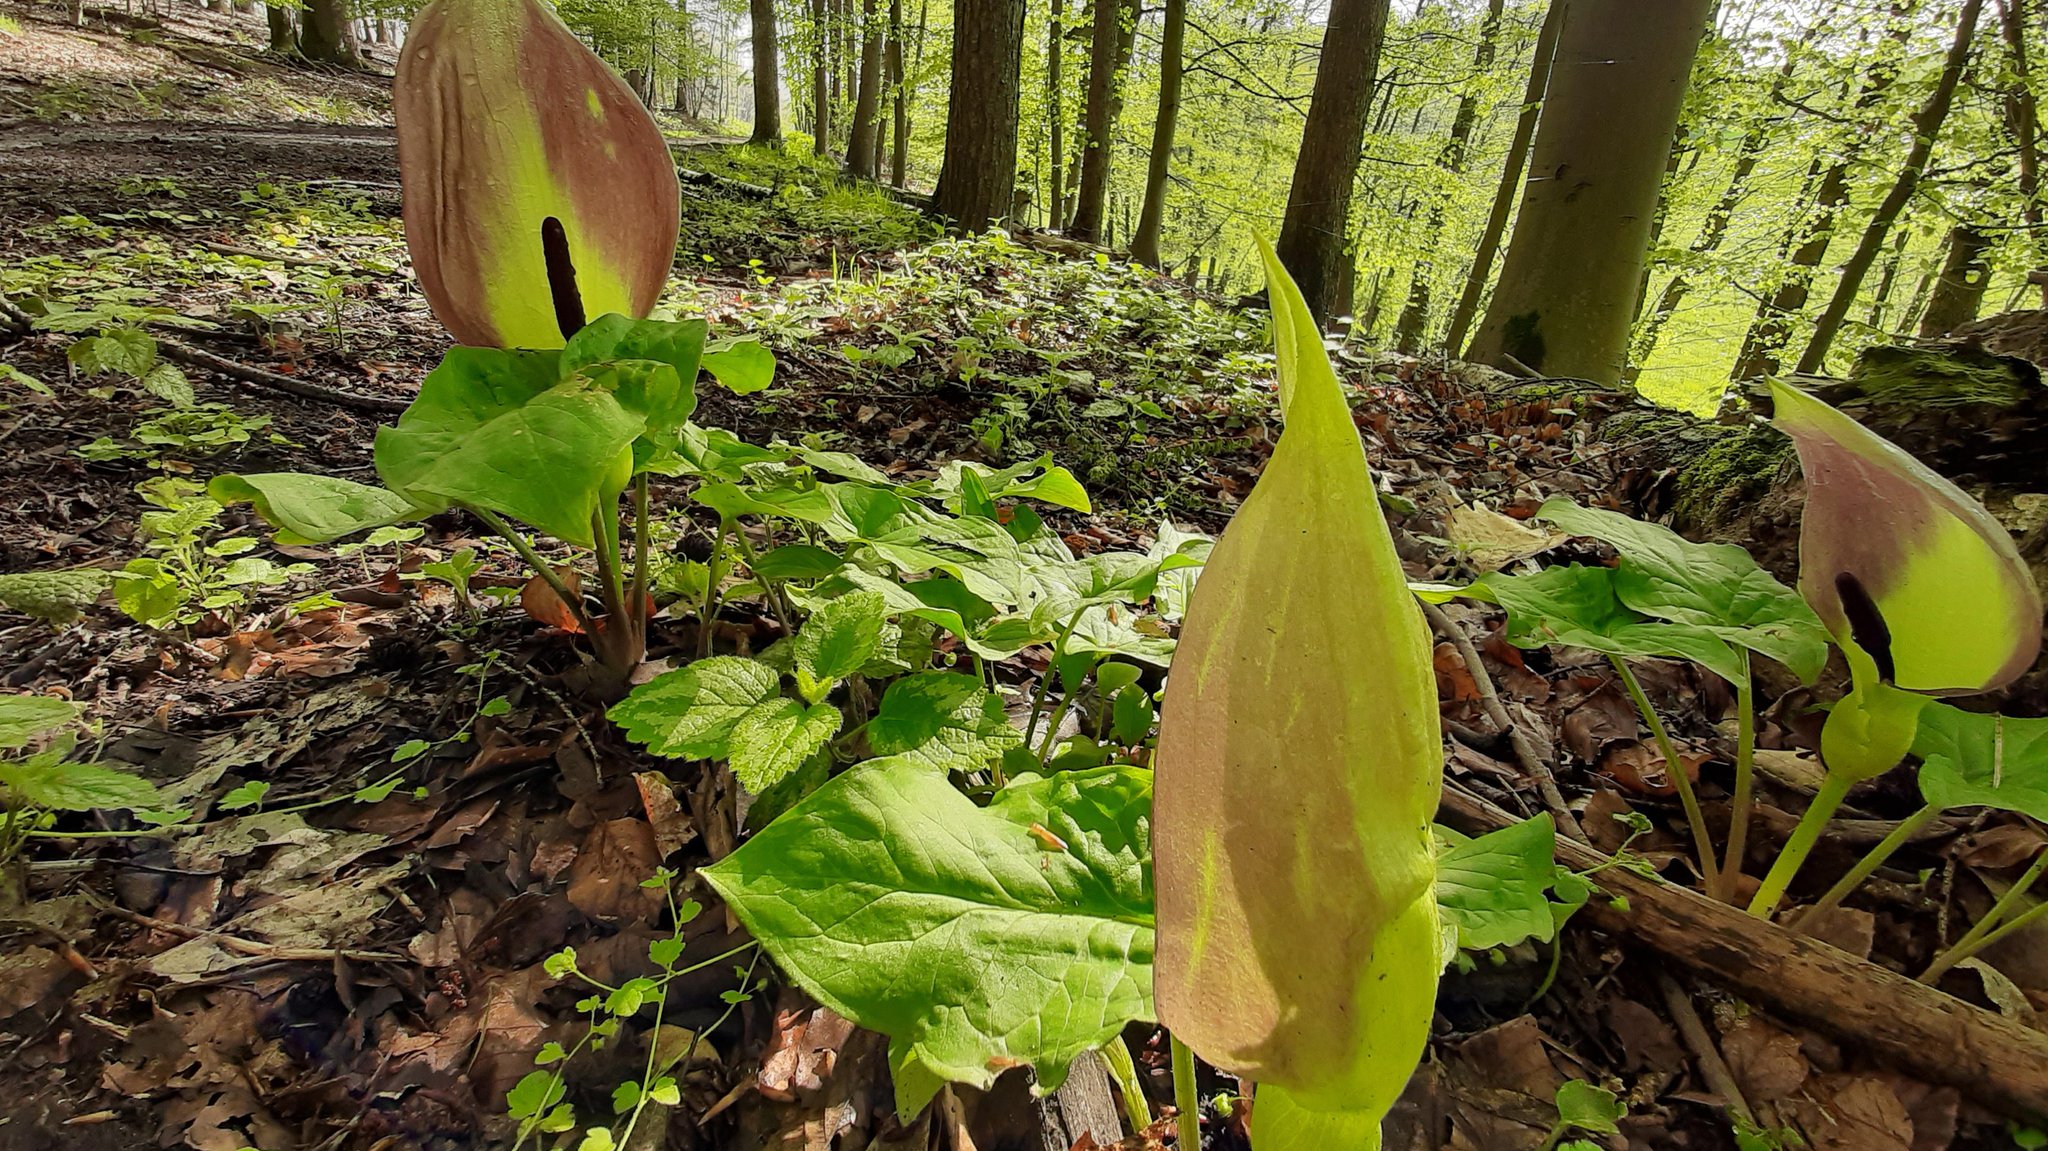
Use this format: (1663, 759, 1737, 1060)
(750, 544, 845, 582)
(0, 757, 163, 811)
(1768, 380, 2041, 693)
(0, 695, 81, 750)
(669, 423, 788, 481)
(692, 480, 838, 525)
(1155, 239, 1439, 1146)
(702, 758, 1153, 1119)
(1555, 1081, 1624, 1136)
(370, 347, 556, 509)
(727, 698, 842, 793)
(1911, 704, 2048, 822)
(1535, 499, 1829, 683)
(394, 0, 678, 349)
(209, 473, 420, 546)
(865, 670, 1022, 772)
(562, 314, 707, 396)
(1146, 523, 1211, 622)
(933, 457, 1093, 514)
(609, 657, 781, 759)
(792, 591, 887, 683)
(113, 558, 184, 629)
(1474, 565, 1745, 683)
(702, 339, 776, 395)
(1433, 814, 1587, 953)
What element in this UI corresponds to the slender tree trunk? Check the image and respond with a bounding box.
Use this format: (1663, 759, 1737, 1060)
(846, 0, 884, 176)
(1795, 0, 1983, 373)
(1071, 0, 1136, 242)
(264, 2, 296, 52)
(1274, 0, 1393, 325)
(748, 0, 783, 143)
(1917, 225, 1996, 337)
(1997, 0, 2045, 261)
(297, 0, 359, 65)
(811, 0, 831, 155)
(1468, 0, 1712, 381)
(1048, 0, 1066, 230)
(1129, 0, 1185, 267)
(1445, 0, 1566, 356)
(931, 0, 1024, 231)
(888, 0, 908, 184)
(1867, 225, 1914, 330)
(1394, 0, 1503, 352)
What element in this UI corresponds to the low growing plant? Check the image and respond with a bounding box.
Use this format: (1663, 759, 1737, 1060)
(0, 695, 166, 868)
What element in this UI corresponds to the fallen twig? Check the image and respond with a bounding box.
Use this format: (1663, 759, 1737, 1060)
(1423, 600, 1585, 842)
(155, 337, 409, 414)
(1439, 782, 2048, 1124)
(1655, 971, 1756, 1127)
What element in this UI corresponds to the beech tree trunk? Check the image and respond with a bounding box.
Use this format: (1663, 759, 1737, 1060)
(811, 0, 831, 155)
(297, 0, 359, 65)
(1129, 0, 1185, 268)
(1393, 0, 1503, 353)
(264, 2, 296, 53)
(1467, 0, 1713, 382)
(846, 0, 884, 177)
(748, 0, 782, 143)
(1274, 0, 1392, 326)
(888, 0, 907, 185)
(1796, 0, 1983, 373)
(1048, 0, 1066, 229)
(1444, 0, 1566, 355)
(931, 0, 1024, 231)
(1070, 0, 1136, 243)
(1919, 225, 1996, 338)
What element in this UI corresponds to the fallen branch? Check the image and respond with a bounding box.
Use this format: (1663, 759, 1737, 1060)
(1439, 783, 2048, 1124)
(155, 337, 409, 414)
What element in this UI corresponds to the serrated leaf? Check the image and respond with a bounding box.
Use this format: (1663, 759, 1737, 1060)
(864, 670, 1022, 773)
(0, 694, 82, 749)
(792, 590, 887, 683)
(702, 758, 1153, 1119)
(610, 657, 782, 759)
(0, 569, 108, 624)
(727, 698, 841, 793)
(0, 757, 162, 812)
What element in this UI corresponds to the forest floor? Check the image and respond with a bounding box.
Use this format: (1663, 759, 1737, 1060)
(3, 5, 2048, 1151)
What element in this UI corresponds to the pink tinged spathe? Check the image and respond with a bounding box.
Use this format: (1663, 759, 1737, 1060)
(394, 0, 680, 349)
(1153, 239, 1441, 1150)
(1768, 379, 2041, 696)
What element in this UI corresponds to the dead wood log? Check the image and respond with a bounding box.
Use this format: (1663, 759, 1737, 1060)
(1438, 783, 2048, 1124)
(155, 338, 409, 414)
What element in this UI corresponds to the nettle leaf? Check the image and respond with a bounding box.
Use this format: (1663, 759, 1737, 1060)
(727, 698, 842, 793)
(792, 590, 887, 683)
(702, 757, 1153, 1119)
(1911, 704, 2048, 822)
(1153, 239, 1439, 1146)
(865, 670, 1023, 772)
(1769, 380, 2042, 693)
(1434, 814, 1588, 954)
(0, 695, 82, 750)
(610, 657, 781, 759)
(1474, 565, 1745, 683)
(1535, 499, 1830, 683)
(209, 473, 421, 546)
(0, 570, 110, 625)
(702, 340, 776, 395)
(0, 756, 163, 811)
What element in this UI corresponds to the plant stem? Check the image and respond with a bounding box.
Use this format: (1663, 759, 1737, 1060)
(731, 526, 795, 636)
(1922, 849, 2048, 983)
(630, 474, 651, 653)
(697, 520, 730, 659)
(470, 507, 594, 634)
(1718, 652, 1758, 902)
(1938, 894, 2048, 974)
(1025, 607, 1090, 747)
(1747, 770, 1854, 918)
(1611, 655, 1722, 899)
(1099, 1035, 1152, 1137)
(1792, 804, 1938, 931)
(1170, 1034, 1200, 1150)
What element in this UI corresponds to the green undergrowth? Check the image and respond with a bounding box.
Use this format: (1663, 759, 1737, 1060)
(673, 142, 938, 266)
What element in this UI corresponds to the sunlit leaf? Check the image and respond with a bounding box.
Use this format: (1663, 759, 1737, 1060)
(1911, 703, 2048, 822)
(209, 473, 421, 546)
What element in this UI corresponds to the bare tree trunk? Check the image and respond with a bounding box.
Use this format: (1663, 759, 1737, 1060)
(1919, 224, 1996, 337)
(811, 0, 831, 155)
(1796, 0, 1983, 373)
(887, 0, 907, 183)
(1129, 0, 1184, 268)
(1867, 225, 1914, 330)
(1048, 0, 1066, 229)
(1444, 0, 1566, 356)
(846, 0, 883, 176)
(931, 0, 1024, 231)
(1468, 0, 1713, 381)
(264, 2, 296, 52)
(1394, 0, 1503, 353)
(1070, 0, 1136, 242)
(1998, 0, 2046, 261)
(1274, 0, 1392, 325)
(748, 0, 783, 143)
(297, 0, 359, 65)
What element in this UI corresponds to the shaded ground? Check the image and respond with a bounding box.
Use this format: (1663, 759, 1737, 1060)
(3, 17, 2047, 1151)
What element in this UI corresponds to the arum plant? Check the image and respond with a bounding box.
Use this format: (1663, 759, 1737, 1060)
(1153, 240, 1441, 1150)
(210, 0, 773, 692)
(1746, 380, 2042, 917)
